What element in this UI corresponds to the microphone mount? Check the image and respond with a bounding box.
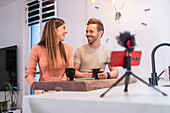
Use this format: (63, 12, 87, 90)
(149, 43, 170, 86)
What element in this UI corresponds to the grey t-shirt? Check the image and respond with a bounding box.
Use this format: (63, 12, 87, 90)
(74, 44, 112, 73)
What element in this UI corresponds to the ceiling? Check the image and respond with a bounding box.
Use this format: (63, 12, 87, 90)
(0, 0, 18, 7)
(0, 0, 33, 7)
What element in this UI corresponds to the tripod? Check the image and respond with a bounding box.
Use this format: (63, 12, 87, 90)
(100, 51, 167, 97)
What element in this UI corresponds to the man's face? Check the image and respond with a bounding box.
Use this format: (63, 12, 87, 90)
(86, 24, 100, 44)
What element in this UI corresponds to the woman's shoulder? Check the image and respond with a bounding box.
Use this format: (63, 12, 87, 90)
(63, 43, 73, 49)
(31, 44, 45, 52)
(32, 44, 44, 48)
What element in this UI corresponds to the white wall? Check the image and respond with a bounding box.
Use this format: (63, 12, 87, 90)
(57, 0, 87, 52)
(58, 0, 170, 77)
(0, 0, 170, 110)
(0, 0, 29, 109)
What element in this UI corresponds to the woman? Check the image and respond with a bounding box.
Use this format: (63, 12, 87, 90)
(25, 18, 73, 94)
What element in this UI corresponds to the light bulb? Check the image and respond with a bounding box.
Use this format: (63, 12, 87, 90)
(111, 0, 117, 4)
(89, 0, 97, 3)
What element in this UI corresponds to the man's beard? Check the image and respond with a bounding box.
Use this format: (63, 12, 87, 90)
(88, 34, 99, 44)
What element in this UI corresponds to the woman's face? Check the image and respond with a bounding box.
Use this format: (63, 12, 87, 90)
(55, 24, 68, 42)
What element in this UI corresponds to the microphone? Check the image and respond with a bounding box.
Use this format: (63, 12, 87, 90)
(104, 31, 136, 65)
(116, 31, 136, 53)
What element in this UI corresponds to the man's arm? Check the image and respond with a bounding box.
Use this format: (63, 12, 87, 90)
(97, 66, 119, 79)
(74, 62, 85, 78)
(108, 65, 119, 79)
(74, 47, 86, 78)
(74, 62, 93, 78)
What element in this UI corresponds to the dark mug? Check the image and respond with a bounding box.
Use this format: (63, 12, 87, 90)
(92, 68, 101, 79)
(65, 68, 75, 80)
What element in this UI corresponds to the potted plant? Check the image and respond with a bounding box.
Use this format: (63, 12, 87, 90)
(5, 83, 20, 110)
(0, 100, 10, 112)
(0, 90, 10, 112)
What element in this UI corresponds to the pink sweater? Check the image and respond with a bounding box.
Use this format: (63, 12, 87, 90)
(25, 44, 73, 86)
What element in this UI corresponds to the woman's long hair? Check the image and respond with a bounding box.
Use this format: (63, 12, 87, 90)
(38, 18, 68, 68)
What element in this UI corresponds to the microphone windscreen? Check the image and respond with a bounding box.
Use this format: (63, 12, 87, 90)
(116, 31, 136, 49)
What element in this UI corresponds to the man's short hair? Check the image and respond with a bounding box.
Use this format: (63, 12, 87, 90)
(87, 18, 104, 35)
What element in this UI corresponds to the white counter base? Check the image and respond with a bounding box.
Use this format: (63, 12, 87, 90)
(23, 79, 170, 113)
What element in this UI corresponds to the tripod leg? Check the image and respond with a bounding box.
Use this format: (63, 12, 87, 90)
(131, 73, 167, 96)
(100, 72, 127, 97)
(124, 73, 130, 92)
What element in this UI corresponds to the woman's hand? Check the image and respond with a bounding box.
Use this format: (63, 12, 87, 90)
(34, 90, 45, 94)
(61, 74, 68, 81)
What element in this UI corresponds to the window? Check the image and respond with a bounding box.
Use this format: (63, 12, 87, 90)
(26, 0, 57, 94)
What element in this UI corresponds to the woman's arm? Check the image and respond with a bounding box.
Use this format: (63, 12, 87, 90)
(25, 45, 38, 86)
(66, 44, 74, 68)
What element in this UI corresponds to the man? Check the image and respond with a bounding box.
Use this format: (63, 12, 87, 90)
(74, 18, 119, 79)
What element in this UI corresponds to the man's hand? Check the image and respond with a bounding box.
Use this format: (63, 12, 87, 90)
(84, 68, 93, 78)
(98, 69, 107, 79)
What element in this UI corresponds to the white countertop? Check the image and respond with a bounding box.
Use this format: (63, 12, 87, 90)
(23, 78, 170, 113)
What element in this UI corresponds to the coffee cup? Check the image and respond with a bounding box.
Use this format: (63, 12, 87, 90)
(65, 68, 75, 80)
(92, 68, 101, 79)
